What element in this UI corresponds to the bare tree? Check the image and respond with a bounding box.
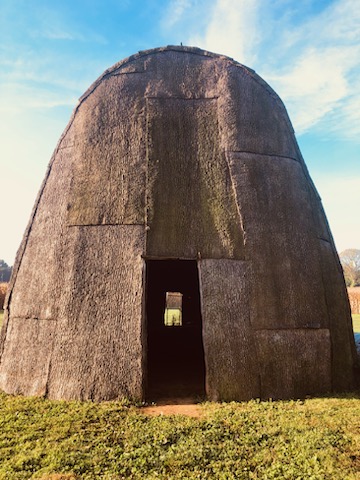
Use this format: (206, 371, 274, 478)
(340, 249, 360, 287)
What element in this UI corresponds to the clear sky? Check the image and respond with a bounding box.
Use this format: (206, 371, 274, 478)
(0, 0, 359, 265)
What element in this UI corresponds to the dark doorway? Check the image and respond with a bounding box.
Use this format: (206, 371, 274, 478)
(146, 259, 205, 401)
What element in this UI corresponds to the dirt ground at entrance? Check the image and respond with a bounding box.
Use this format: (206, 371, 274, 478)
(140, 397, 203, 417)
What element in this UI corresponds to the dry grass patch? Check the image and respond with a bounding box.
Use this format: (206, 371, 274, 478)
(349, 287, 360, 315)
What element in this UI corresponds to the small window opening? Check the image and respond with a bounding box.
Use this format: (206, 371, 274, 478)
(164, 292, 182, 326)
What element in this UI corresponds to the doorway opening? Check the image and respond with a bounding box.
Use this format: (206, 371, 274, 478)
(146, 259, 205, 401)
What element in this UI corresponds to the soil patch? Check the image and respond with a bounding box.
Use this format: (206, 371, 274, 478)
(140, 397, 203, 417)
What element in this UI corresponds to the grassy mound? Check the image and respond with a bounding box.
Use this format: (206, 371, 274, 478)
(0, 392, 359, 479)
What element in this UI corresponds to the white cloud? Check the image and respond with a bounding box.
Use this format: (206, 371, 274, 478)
(314, 175, 360, 252)
(262, 0, 360, 137)
(0, 47, 106, 99)
(0, 83, 77, 114)
(32, 27, 81, 41)
(189, 0, 260, 65)
(31, 27, 107, 44)
(329, 91, 360, 139)
(163, 0, 193, 29)
(266, 46, 359, 133)
(307, 0, 360, 43)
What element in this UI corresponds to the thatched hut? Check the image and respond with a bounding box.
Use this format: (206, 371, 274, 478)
(0, 46, 356, 401)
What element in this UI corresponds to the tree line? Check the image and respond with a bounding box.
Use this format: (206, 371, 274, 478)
(0, 260, 12, 283)
(340, 249, 360, 288)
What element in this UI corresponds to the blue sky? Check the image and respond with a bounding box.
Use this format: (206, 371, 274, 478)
(0, 0, 359, 265)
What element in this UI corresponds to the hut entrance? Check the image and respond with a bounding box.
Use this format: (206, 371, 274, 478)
(146, 259, 206, 401)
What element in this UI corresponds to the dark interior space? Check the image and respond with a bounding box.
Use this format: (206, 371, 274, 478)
(146, 259, 206, 401)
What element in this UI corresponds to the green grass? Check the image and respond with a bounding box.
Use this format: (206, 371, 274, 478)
(353, 314, 360, 333)
(0, 392, 359, 479)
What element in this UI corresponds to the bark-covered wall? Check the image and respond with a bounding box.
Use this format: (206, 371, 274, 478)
(0, 46, 356, 401)
(146, 98, 244, 259)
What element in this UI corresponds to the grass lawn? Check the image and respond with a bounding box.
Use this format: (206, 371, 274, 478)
(353, 314, 360, 333)
(0, 392, 359, 479)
